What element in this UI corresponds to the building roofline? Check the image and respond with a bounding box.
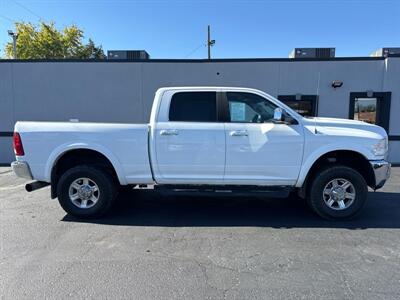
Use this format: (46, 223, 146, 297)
(1, 55, 400, 63)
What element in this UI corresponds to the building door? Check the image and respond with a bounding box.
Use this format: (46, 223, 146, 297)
(349, 92, 391, 132)
(278, 95, 318, 117)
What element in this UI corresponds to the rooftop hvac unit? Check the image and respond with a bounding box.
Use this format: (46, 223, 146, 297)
(370, 48, 400, 57)
(289, 48, 335, 59)
(107, 50, 150, 60)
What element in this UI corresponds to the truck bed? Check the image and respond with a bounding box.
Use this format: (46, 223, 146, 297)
(15, 121, 153, 184)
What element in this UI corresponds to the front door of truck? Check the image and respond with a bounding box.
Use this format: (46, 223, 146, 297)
(153, 91, 225, 184)
(223, 92, 304, 185)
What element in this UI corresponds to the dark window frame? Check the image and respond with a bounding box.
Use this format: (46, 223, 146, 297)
(278, 95, 318, 117)
(349, 92, 391, 132)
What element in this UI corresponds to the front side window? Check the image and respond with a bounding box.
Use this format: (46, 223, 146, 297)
(169, 92, 217, 122)
(227, 92, 277, 123)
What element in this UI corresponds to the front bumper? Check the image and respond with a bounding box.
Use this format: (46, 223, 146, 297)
(370, 160, 391, 189)
(11, 161, 33, 180)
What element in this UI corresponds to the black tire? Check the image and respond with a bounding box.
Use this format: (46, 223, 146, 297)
(57, 165, 117, 218)
(307, 165, 368, 220)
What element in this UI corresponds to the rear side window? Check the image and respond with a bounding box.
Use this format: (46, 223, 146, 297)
(169, 92, 217, 122)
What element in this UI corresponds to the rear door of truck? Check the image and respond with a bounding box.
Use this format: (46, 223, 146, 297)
(151, 90, 226, 184)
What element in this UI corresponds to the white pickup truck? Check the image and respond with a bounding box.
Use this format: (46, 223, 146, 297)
(12, 87, 390, 219)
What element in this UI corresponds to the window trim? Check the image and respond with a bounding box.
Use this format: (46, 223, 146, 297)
(277, 95, 318, 117)
(349, 92, 391, 132)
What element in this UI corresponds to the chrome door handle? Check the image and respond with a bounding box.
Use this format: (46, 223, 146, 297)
(230, 130, 248, 137)
(160, 129, 179, 136)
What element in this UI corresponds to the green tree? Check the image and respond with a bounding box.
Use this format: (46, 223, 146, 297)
(4, 22, 105, 59)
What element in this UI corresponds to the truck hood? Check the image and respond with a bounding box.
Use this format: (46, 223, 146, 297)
(303, 117, 387, 140)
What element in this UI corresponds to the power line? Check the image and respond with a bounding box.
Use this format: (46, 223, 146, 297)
(184, 43, 206, 58)
(0, 14, 17, 23)
(12, 0, 44, 21)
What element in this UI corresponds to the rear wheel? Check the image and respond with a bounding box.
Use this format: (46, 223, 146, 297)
(307, 165, 367, 220)
(57, 165, 117, 218)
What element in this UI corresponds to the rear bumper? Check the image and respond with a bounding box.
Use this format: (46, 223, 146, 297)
(370, 160, 391, 190)
(11, 161, 33, 180)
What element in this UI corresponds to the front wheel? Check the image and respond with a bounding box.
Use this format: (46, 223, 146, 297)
(307, 165, 368, 220)
(57, 165, 117, 218)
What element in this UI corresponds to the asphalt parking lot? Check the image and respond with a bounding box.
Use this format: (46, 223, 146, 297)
(1, 167, 400, 299)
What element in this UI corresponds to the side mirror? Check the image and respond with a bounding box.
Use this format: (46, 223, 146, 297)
(273, 107, 283, 121)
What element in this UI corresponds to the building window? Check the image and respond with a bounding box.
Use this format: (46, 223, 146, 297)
(353, 98, 377, 124)
(349, 92, 391, 132)
(278, 95, 318, 117)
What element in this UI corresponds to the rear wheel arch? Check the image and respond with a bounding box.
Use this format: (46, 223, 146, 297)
(50, 148, 122, 198)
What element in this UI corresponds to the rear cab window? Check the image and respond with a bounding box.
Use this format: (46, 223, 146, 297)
(169, 92, 217, 122)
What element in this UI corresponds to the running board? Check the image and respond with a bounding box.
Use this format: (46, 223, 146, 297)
(154, 185, 292, 198)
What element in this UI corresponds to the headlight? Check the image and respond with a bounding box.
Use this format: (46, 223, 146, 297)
(371, 138, 388, 156)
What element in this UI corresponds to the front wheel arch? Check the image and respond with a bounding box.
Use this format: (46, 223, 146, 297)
(298, 150, 375, 199)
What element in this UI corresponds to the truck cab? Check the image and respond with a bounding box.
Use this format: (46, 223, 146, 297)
(150, 87, 304, 186)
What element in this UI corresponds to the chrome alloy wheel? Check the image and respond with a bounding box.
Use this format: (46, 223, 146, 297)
(68, 177, 100, 209)
(323, 178, 356, 210)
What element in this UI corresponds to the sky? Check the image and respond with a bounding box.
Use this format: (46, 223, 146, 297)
(0, 0, 399, 59)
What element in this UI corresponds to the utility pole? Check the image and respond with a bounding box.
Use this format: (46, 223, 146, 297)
(207, 25, 215, 59)
(7, 30, 18, 59)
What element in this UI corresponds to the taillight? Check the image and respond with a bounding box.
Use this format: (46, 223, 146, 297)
(13, 132, 25, 156)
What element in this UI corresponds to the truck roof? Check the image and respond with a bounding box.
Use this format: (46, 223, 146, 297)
(156, 86, 264, 93)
